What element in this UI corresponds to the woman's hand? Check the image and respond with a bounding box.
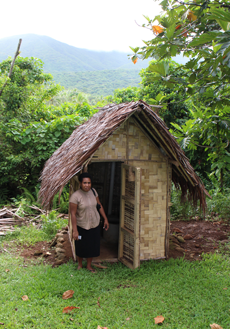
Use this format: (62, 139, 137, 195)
(103, 219, 109, 231)
(72, 228, 79, 240)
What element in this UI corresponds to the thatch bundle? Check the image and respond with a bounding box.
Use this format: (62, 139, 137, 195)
(39, 100, 209, 210)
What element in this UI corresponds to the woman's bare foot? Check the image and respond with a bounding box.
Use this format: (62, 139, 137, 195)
(86, 266, 96, 273)
(77, 265, 82, 270)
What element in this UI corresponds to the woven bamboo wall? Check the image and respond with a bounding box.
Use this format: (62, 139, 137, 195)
(93, 122, 126, 160)
(128, 118, 164, 161)
(93, 118, 164, 161)
(130, 160, 168, 259)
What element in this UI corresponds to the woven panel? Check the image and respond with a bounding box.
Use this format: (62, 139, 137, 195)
(93, 123, 126, 160)
(128, 119, 163, 161)
(129, 160, 168, 260)
(125, 169, 135, 197)
(123, 231, 134, 264)
(124, 201, 134, 232)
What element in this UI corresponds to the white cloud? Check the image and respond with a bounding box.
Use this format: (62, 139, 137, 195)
(0, 0, 160, 52)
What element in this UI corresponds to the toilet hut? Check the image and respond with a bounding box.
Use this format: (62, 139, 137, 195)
(39, 100, 209, 269)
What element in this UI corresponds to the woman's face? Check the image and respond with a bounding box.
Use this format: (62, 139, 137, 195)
(80, 177, 92, 192)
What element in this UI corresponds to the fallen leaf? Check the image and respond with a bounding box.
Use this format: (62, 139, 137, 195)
(97, 297, 101, 308)
(154, 315, 164, 324)
(22, 295, 29, 301)
(223, 287, 227, 290)
(5, 269, 10, 272)
(176, 24, 182, 30)
(62, 290, 74, 300)
(70, 318, 74, 321)
(126, 317, 130, 320)
(173, 227, 183, 233)
(187, 11, 197, 21)
(152, 25, 164, 35)
(97, 326, 108, 329)
(62, 306, 80, 313)
(210, 324, 223, 329)
(184, 234, 193, 240)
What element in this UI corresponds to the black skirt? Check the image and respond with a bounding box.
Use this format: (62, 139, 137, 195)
(75, 225, 100, 258)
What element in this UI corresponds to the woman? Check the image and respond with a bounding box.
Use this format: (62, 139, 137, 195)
(69, 172, 109, 272)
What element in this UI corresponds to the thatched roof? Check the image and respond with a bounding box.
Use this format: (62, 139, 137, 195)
(39, 100, 209, 210)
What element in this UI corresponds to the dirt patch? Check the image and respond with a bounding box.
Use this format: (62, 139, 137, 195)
(20, 241, 56, 265)
(169, 220, 230, 260)
(9, 220, 230, 265)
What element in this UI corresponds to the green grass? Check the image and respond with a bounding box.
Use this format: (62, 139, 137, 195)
(0, 225, 48, 246)
(0, 214, 68, 247)
(0, 250, 230, 328)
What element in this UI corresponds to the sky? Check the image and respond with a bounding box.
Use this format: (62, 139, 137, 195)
(0, 0, 161, 52)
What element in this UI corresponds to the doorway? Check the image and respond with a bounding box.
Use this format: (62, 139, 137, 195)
(88, 162, 122, 261)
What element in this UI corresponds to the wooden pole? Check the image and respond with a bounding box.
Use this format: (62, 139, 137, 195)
(0, 39, 22, 97)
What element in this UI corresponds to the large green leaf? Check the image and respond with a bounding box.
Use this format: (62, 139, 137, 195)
(166, 23, 176, 40)
(189, 32, 222, 47)
(209, 8, 230, 22)
(216, 20, 230, 32)
(148, 62, 169, 76)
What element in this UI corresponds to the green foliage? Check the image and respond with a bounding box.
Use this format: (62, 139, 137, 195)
(170, 186, 201, 220)
(0, 250, 230, 328)
(170, 104, 230, 187)
(0, 225, 47, 246)
(112, 86, 140, 103)
(139, 60, 190, 127)
(131, 0, 230, 110)
(207, 188, 230, 220)
(52, 186, 69, 214)
(52, 69, 142, 96)
(0, 57, 96, 201)
(171, 184, 230, 221)
(0, 57, 61, 123)
(0, 188, 8, 206)
(41, 211, 67, 239)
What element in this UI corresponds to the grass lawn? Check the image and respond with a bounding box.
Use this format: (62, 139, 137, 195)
(1, 244, 230, 329)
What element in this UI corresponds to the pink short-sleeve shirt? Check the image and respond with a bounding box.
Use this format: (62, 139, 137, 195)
(69, 188, 100, 230)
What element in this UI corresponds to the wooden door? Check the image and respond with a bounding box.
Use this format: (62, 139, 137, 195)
(118, 164, 141, 269)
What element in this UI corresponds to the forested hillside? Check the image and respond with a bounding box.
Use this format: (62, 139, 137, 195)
(52, 70, 141, 95)
(0, 34, 149, 72)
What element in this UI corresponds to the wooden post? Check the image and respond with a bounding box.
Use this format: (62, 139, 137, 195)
(0, 39, 22, 97)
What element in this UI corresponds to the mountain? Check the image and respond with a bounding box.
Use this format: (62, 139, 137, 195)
(0, 34, 188, 96)
(0, 34, 149, 72)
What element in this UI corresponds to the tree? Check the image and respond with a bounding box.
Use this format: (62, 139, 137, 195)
(0, 57, 61, 123)
(131, 0, 230, 109)
(130, 0, 230, 189)
(0, 57, 94, 202)
(139, 60, 190, 127)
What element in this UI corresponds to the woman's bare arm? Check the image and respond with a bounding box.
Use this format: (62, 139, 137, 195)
(70, 202, 79, 240)
(96, 197, 109, 231)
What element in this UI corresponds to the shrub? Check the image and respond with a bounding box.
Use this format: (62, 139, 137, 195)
(41, 210, 67, 239)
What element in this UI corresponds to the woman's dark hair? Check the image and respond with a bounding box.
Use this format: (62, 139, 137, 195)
(78, 172, 92, 183)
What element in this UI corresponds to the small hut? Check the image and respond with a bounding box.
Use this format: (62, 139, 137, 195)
(39, 100, 209, 269)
